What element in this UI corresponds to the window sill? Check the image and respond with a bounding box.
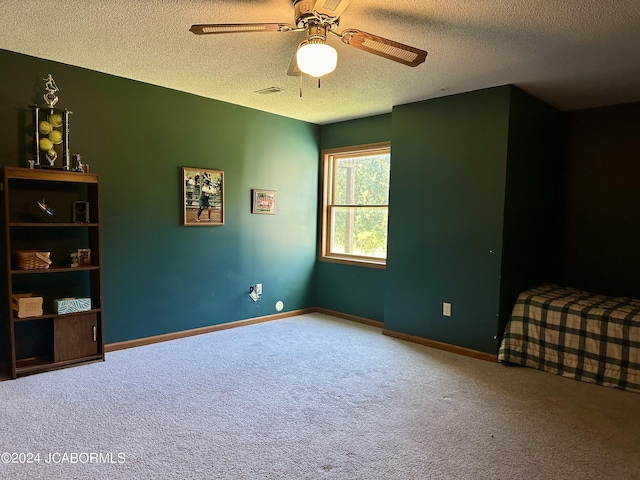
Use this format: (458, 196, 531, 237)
(319, 255, 386, 269)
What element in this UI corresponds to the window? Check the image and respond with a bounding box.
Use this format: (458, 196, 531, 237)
(320, 142, 391, 268)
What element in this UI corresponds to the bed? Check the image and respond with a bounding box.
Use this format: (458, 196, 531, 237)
(498, 284, 640, 393)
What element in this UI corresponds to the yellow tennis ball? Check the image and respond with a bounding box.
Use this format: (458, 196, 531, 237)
(48, 113, 63, 127)
(48, 130, 63, 144)
(39, 138, 53, 151)
(39, 121, 52, 135)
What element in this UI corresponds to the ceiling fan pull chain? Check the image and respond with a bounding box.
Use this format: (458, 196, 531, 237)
(318, 78, 321, 89)
(300, 72, 303, 98)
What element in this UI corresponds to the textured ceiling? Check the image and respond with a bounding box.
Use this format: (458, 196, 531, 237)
(2, 1, 640, 124)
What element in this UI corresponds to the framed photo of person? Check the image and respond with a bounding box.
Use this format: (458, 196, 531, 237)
(182, 167, 224, 226)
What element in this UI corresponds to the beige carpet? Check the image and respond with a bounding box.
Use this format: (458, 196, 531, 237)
(0, 313, 638, 479)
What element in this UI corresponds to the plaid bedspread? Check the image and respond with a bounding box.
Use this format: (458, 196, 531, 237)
(498, 284, 640, 393)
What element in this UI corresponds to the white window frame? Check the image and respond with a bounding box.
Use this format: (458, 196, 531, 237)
(320, 142, 390, 269)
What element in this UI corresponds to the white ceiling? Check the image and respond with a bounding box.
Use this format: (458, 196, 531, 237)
(3, 1, 640, 125)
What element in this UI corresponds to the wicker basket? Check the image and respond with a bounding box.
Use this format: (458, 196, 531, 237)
(14, 250, 52, 270)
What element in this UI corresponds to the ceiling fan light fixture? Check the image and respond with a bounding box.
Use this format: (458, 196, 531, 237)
(296, 42, 338, 78)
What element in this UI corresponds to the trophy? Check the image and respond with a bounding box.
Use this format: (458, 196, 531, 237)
(31, 74, 72, 170)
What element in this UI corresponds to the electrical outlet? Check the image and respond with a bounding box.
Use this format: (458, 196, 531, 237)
(256, 283, 262, 295)
(443, 302, 451, 317)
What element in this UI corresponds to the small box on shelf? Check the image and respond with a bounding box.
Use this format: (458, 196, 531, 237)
(12, 294, 44, 318)
(53, 297, 91, 315)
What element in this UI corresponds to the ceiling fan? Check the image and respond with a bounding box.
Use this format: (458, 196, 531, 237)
(190, 0, 427, 78)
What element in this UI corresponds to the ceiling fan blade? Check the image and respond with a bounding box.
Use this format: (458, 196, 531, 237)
(339, 29, 427, 67)
(190, 23, 293, 35)
(309, 0, 352, 18)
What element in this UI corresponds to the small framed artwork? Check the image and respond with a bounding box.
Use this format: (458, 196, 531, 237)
(182, 167, 224, 226)
(73, 201, 89, 223)
(252, 189, 277, 215)
(77, 248, 91, 266)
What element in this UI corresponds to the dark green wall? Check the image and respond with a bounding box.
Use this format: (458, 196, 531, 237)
(559, 101, 640, 298)
(316, 114, 391, 321)
(384, 87, 512, 353)
(318, 88, 563, 353)
(498, 87, 564, 337)
(0, 50, 319, 346)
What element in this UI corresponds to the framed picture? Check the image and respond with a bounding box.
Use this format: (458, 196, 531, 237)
(252, 189, 277, 215)
(77, 248, 91, 266)
(182, 167, 224, 226)
(73, 201, 90, 223)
